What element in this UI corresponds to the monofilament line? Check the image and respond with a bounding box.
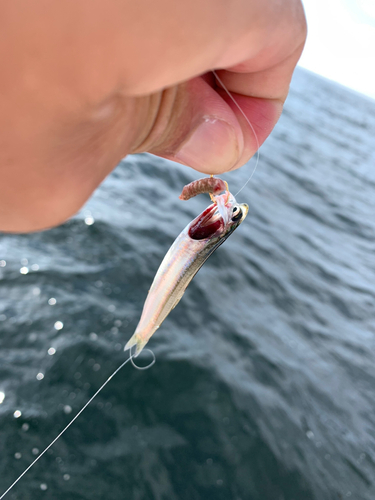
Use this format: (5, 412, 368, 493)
(0, 355, 134, 500)
(212, 70, 260, 196)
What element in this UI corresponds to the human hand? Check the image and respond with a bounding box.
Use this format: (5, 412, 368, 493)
(0, 0, 306, 231)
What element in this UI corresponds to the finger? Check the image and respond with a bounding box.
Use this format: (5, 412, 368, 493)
(1, 0, 305, 100)
(0, 0, 306, 231)
(216, 41, 306, 101)
(133, 76, 281, 175)
(144, 41, 305, 174)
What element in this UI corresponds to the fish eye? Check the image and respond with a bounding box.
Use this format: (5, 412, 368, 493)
(231, 207, 242, 222)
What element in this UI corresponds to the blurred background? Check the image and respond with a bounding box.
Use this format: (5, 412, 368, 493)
(300, 0, 375, 100)
(1, 1, 375, 499)
(1, 68, 375, 500)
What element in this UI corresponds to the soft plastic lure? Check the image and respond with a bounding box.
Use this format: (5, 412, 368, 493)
(125, 180, 248, 356)
(179, 176, 227, 201)
(0, 71, 259, 500)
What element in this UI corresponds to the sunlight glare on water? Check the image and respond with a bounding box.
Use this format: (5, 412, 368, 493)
(0, 68, 374, 500)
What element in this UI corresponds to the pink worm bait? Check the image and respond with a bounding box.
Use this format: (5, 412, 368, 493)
(179, 177, 227, 201)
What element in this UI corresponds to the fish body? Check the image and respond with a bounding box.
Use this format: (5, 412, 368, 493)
(125, 191, 248, 356)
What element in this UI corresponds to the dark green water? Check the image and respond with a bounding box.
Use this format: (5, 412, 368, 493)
(1, 68, 375, 500)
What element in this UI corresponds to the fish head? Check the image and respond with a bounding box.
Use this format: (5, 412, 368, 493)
(188, 192, 248, 241)
(227, 201, 249, 231)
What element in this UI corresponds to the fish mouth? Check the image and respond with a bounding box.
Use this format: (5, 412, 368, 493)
(239, 203, 249, 221)
(189, 201, 248, 240)
(189, 204, 224, 240)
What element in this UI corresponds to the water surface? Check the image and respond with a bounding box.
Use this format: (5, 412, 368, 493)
(1, 68, 375, 500)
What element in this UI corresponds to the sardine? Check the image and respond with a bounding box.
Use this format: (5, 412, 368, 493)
(125, 191, 248, 356)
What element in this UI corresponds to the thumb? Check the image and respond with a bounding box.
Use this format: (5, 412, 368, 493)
(133, 75, 282, 175)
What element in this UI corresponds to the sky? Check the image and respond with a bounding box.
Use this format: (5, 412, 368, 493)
(299, 0, 375, 99)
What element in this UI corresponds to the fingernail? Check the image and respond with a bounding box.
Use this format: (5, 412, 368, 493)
(174, 117, 240, 173)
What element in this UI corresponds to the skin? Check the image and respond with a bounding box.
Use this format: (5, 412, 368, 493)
(0, 0, 306, 232)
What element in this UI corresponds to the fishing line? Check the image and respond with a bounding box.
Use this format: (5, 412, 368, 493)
(130, 347, 156, 370)
(212, 70, 260, 197)
(0, 351, 149, 499)
(2, 71, 258, 500)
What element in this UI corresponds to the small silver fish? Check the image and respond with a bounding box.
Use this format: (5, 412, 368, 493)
(125, 190, 248, 356)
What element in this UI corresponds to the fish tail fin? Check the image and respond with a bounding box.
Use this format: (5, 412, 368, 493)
(124, 333, 148, 357)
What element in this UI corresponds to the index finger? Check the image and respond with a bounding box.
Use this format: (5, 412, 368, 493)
(212, 41, 306, 170)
